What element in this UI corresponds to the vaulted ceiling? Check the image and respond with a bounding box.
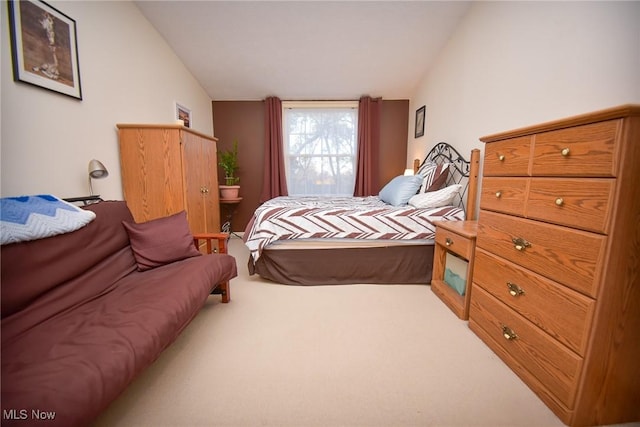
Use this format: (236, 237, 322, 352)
(135, 1, 471, 101)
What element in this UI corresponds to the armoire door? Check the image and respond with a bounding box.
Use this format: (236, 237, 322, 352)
(118, 126, 184, 222)
(200, 136, 220, 232)
(118, 124, 220, 232)
(181, 131, 207, 233)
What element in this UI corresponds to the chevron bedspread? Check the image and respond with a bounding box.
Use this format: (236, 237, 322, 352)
(244, 196, 464, 261)
(0, 194, 96, 245)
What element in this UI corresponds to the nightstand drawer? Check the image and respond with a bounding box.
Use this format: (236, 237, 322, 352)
(483, 136, 532, 176)
(434, 226, 472, 259)
(527, 178, 614, 234)
(480, 177, 527, 217)
(532, 120, 619, 177)
(476, 211, 606, 297)
(469, 286, 583, 409)
(473, 249, 594, 355)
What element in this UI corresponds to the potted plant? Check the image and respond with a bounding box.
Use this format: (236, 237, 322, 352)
(218, 140, 240, 199)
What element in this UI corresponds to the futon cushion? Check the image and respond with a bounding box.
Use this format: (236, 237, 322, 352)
(1, 252, 238, 427)
(1, 201, 135, 319)
(123, 211, 201, 271)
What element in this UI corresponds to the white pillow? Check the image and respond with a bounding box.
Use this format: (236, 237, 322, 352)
(408, 184, 462, 209)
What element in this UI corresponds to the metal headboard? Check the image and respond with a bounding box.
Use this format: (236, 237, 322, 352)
(414, 142, 480, 220)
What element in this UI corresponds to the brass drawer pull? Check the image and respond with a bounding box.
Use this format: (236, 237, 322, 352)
(445, 238, 453, 246)
(512, 237, 531, 251)
(507, 282, 525, 297)
(561, 147, 570, 157)
(495, 191, 502, 198)
(498, 154, 505, 161)
(501, 325, 518, 341)
(555, 197, 564, 206)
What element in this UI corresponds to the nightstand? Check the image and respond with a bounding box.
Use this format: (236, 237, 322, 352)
(431, 220, 477, 320)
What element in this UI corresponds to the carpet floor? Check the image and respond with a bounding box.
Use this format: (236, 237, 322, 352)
(94, 236, 565, 427)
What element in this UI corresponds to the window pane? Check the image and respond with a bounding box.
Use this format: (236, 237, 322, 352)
(283, 105, 357, 196)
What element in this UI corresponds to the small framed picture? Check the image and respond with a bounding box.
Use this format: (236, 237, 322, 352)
(415, 105, 425, 138)
(175, 102, 192, 128)
(8, 0, 83, 100)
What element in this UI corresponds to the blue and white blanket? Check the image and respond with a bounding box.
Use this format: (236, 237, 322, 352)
(0, 195, 96, 245)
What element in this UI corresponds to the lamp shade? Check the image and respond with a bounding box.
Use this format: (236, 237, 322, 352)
(88, 159, 108, 179)
(88, 159, 108, 195)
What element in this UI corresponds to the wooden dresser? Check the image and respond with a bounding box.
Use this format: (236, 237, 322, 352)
(469, 105, 640, 426)
(117, 124, 221, 234)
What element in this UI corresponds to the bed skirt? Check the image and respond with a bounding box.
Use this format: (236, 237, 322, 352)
(248, 244, 434, 286)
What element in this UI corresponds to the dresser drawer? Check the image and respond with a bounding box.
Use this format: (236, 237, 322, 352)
(476, 211, 606, 297)
(527, 178, 614, 234)
(483, 136, 532, 176)
(469, 286, 583, 408)
(473, 249, 595, 355)
(532, 120, 620, 177)
(480, 177, 527, 217)
(434, 226, 472, 259)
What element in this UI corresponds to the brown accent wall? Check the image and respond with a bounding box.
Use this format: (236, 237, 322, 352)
(212, 100, 409, 232)
(379, 100, 410, 193)
(212, 101, 264, 233)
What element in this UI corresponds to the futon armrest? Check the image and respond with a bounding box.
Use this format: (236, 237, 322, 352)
(193, 233, 230, 255)
(192, 232, 232, 303)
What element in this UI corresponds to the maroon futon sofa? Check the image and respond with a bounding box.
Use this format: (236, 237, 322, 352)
(1, 201, 237, 426)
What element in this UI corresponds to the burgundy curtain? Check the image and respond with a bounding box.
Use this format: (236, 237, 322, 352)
(353, 96, 382, 196)
(260, 96, 288, 202)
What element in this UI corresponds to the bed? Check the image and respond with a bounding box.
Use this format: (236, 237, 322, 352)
(244, 142, 480, 285)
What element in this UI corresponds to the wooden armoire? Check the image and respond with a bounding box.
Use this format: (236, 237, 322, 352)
(470, 105, 640, 426)
(117, 124, 221, 234)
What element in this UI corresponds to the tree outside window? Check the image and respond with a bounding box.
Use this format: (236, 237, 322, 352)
(283, 102, 358, 196)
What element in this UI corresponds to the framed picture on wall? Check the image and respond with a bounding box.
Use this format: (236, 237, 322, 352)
(175, 102, 192, 128)
(7, 0, 83, 100)
(415, 105, 425, 138)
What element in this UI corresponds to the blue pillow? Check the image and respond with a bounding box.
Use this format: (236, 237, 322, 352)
(379, 175, 423, 206)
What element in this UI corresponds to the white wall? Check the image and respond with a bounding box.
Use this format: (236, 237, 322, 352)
(1, 0, 213, 199)
(407, 1, 640, 167)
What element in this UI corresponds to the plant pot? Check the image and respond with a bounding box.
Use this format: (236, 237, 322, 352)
(219, 185, 240, 200)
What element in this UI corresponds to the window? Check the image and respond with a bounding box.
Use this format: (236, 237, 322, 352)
(283, 101, 358, 196)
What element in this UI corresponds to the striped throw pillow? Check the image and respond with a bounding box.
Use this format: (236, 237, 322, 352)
(416, 161, 450, 193)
